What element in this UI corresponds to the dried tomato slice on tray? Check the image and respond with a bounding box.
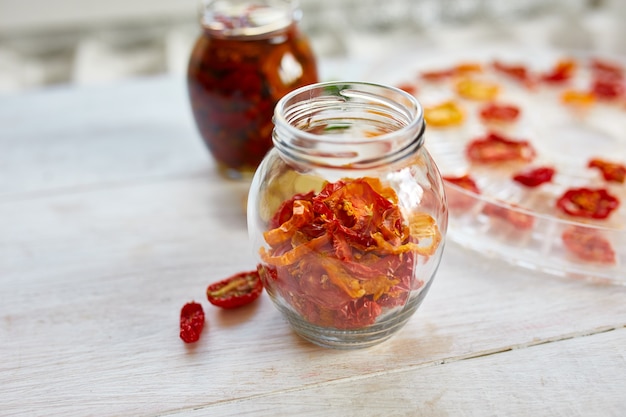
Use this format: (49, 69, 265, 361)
(556, 187, 620, 220)
(443, 174, 481, 211)
(588, 158, 626, 183)
(512, 166, 555, 187)
(562, 226, 616, 264)
(482, 202, 535, 230)
(479, 102, 521, 123)
(466, 132, 536, 164)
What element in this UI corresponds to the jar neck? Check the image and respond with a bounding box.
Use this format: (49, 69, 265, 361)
(272, 82, 426, 170)
(200, 0, 299, 39)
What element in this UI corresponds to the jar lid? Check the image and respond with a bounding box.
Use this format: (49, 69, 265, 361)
(201, 0, 297, 38)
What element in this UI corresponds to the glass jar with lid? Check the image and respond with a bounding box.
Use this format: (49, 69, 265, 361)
(187, 0, 319, 180)
(247, 82, 448, 349)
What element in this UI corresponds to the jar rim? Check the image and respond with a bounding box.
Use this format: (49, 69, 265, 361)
(200, 0, 299, 38)
(272, 81, 426, 169)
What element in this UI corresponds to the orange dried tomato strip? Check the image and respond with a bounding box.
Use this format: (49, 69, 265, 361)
(562, 226, 616, 264)
(424, 101, 464, 127)
(588, 158, 626, 183)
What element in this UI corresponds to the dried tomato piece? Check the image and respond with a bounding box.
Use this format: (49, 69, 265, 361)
(396, 83, 418, 96)
(466, 132, 536, 164)
(479, 102, 521, 123)
(588, 158, 626, 183)
(420, 62, 482, 81)
(562, 226, 616, 264)
(492, 60, 535, 87)
(424, 101, 464, 127)
(556, 187, 620, 220)
(444, 174, 480, 194)
(455, 78, 500, 101)
(541, 59, 576, 84)
(591, 78, 625, 100)
(590, 58, 624, 80)
(512, 166, 555, 187)
(180, 301, 205, 343)
(207, 270, 264, 309)
(420, 68, 454, 81)
(483, 202, 535, 230)
(561, 90, 595, 108)
(443, 174, 480, 210)
(259, 177, 441, 330)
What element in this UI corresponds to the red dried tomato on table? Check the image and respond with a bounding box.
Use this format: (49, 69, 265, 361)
(259, 177, 441, 330)
(466, 132, 536, 164)
(206, 270, 264, 309)
(179, 302, 205, 343)
(556, 187, 620, 220)
(562, 226, 616, 264)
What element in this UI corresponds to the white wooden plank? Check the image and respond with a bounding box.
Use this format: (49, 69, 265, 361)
(177, 328, 626, 417)
(1, 177, 625, 416)
(0, 76, 210, 198)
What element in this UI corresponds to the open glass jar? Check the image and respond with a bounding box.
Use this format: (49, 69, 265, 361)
(247, 82, 448, 349)
(187, 0, 318, 180)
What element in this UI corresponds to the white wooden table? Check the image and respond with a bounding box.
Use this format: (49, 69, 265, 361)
(1, 74, 625, 417)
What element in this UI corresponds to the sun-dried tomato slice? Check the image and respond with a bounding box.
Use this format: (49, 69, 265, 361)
(443, 175, 480, 211)
(541, 59, 577, 84)
(590, 58, 624, 80)
(396, 83, 418, 96)
(492, 60, 535, 87)
(443, 174, 480, 194)
(483, 202, 535, 230)
(424, 101, 464, 127)
(512, 166, 555, 187)
(588, 158, 626, 183)
(591, 77, 625, 100)
(479, 102, 521, 123)
(455, 78, 500, 101)
(466, 132, 536, 164)
(180, 301, 205, 343)
(561, 90, 595, 108)
(562, 226, 616, 264)
(207, 270, 264, 309)
(556, 187, 620, 220)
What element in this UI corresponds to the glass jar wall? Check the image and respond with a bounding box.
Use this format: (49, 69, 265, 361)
(247, 82, 448, 349)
